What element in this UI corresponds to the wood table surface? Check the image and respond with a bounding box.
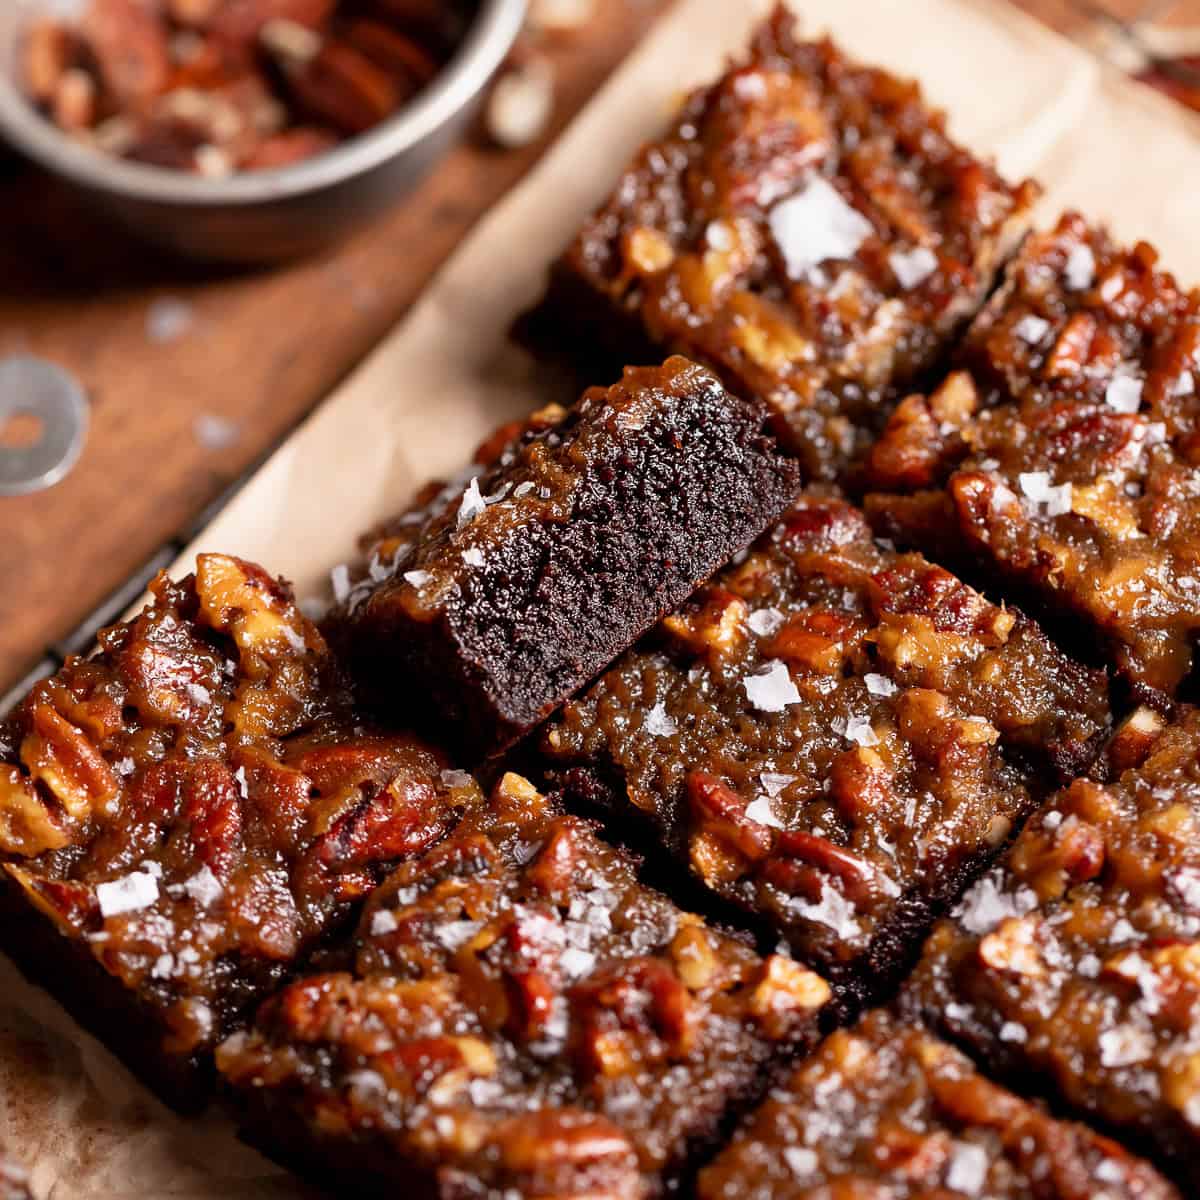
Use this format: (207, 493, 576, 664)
(0, 0, 1180, 698)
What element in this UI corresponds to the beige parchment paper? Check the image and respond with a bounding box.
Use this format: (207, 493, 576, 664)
(4, 0, 1200, 1193)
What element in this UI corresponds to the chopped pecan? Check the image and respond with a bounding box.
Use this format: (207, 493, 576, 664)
(84, 0, 171, 106)
(281, 39, 398, 135)
(0, 766, 68, 857)
(20, 703, 119, 825)
(525, 818, 587, 898)
(978, 916, 1044, 977)
(686, 772, 773, 887)
(492, 1109, 639, 1187)
(765, 608, 866, 674)
(3, 866, 99, 936)
(663, 587, 749, 658)
(1105, 706, 1166, 777)
(761, 830, 879, 904)
(746, 955, 830, 1037)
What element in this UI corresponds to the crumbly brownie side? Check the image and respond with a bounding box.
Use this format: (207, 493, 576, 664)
(536, 493, 1110, 1004)
(902, 706, 1200, 1188)
(0, 554, 476, 1111)
(527, 8, 1037, 481)
(218, 773, 829, 1198)
(697, 1009, 1179, 1199)
(330, 357, 800, 760)
(865, 214, 1200, 702)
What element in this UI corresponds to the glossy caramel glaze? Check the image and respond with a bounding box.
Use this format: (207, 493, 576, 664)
(218, 774, 828, 1198)
(866, 213, 1200, 702)
(539, 493, 1110, 998)
(904, 707, 1200, 1188)
(539, 8, 1037, 480)
(0, 554, 476, 1103)
(699, 1009, 1179, 1199)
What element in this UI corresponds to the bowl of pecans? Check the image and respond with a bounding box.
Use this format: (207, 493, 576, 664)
(0, 0, 527, 261)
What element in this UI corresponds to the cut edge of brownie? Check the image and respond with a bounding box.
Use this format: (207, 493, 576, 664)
(336, 358, 801, 761)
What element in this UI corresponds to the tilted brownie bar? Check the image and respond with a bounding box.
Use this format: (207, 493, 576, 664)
(330, 357, 800, 760)
(537, 493, 1110, 1002)
(217, 773, 829, 1199)
(903, 706, 1200, 1188)
(865, 214, 1200, 702)
(529, 8, 1037, 480)
(698, 1009, 1178, 1200)
(0, 555, 476, 1110)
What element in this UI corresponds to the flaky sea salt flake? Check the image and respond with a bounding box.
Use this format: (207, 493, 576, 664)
(769, 176, 873, 280)
(1105, 374, 1143, 414)
(841, 715, 879, 747)
(644, 702, 677, 737)
(745, 795, 785, 829)
(1018, 470, 1072, 516)
(1013, 314, 1050, 343)
(864, 673, 897, 698)
(330, 564, 351, 604)
(96, 871, 159, 917)
(456, 477, 486, 528)
(743, 660, 801, 712)
(370, 909, 399, 936)
(1064, 242, 1096, 291)
(746, 607, 786, 637)
(783, 1146, 817, 1176)
(184, 865, 224, 907)
(889, 245, 938, 290)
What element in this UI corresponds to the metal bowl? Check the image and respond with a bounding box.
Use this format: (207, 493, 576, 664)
(0, 0, 527, 262)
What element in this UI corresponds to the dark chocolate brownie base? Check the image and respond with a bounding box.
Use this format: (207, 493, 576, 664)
(332, 357, 800, 760)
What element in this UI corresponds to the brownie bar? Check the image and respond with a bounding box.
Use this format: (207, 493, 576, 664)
(537, 493, 1111, 1003)
(527, 9, 1037, 481)
(903, 706, 1200, 1188)
(865, 214, 1200, 702)
(217, 772, 829, 1198)
(330, 357, 800, 760)
(0, 554, 476, 1111)
(698, 1009, 1179, 1199)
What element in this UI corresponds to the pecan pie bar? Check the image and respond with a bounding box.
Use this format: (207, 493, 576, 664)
(0, 554, 476, 1110)
(217, 773, 829, 1198)
(903, 706, 1200, 1188)
(527, 9, 1037, 480)
(865, 214, 1200, 702)
(331, 357, 799, 759)
(698, 1009, 1179, 1199)
(537, 493, 1110, 1003)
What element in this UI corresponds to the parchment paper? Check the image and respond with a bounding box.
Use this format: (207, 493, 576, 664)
(4, 0, 1200, 1193)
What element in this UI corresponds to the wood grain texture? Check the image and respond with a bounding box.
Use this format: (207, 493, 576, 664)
(0, 0, 1182, 692)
